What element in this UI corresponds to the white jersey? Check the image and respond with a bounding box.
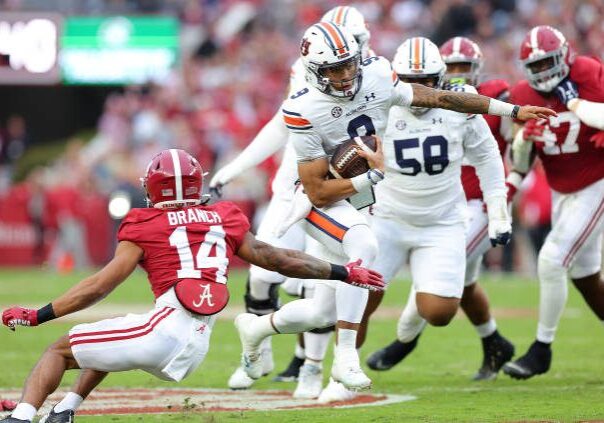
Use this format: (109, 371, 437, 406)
(375, 101, 506, 226)
(283, 56, 413, 162)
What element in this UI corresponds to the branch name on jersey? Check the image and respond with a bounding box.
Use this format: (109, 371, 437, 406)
(510, 56, 604, 193)
(118, 202, 250, 299)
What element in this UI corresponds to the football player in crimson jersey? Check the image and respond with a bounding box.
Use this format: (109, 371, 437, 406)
(366, 36, 515, 381)
(0, 149, 383, 423)
(500, 26, 604, 380)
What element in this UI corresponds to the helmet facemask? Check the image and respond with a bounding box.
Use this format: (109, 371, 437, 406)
(443, 61, 481, 87)
(523, 45, 569, 93)
(312, 52, 362, 98)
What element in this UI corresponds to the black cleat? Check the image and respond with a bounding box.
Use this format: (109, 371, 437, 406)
(0, 418, 31, 422)
(366, 336, 420, 371)
(502, 341, 552, 380)
(272, 356, 304, 382)
(39, 407, 74, 423)
(473, 331, 515, 381)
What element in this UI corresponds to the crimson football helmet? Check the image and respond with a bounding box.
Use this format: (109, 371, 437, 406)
(439, 36, 483, 86)
(142, 149, 209, 209)
(519, 25, 572, 93)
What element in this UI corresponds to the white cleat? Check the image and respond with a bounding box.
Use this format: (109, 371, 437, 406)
(318, 377, 357, 404)
(228, 365, 256, 390)
(235, 313, 263, 379)
(331, 352, 372, 391)
(293, 363, 323, 399)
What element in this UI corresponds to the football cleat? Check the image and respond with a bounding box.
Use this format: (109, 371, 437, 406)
(235, 313, 263, 379)
(366, 336, 420, 371)
(273, 356, 304, 382)
(228, 345, 274, 390)
(473, 332, 515, 381)
(502, 341, 552, 380)
(293, 363, 323, 399)
(39, 408, 74, 423)
(228, 366, 255, 390)
(331, 351, 371, 391)
(317, 378, 356, 404)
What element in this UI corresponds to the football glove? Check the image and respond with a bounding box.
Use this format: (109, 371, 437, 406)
(555, 78, 579, 106)
(2, 307, 38, 330)
(486, 196, 512, 247)
(344, 260, 385, 291)
(209, 164, 242, 198)
(590, 132, 604, 149)
(523, 119, 557, 147)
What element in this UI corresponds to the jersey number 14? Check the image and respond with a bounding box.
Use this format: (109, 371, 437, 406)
(169, 225, 229, 284)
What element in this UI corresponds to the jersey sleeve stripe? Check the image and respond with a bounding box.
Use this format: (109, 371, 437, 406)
(305, 208, 348, 242)
(284, 115, 311, 126)
(282, 109, 302, 117)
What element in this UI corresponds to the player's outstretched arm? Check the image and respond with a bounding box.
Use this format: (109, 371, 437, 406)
(2, 241, 143, 330)
(409, 83, 557, 120)
(209, 111, 289, 196)
(237, 233, 384, 291)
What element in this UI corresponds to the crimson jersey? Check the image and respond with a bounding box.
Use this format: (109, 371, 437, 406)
(461, 79, 510, 200)
(118, 202, 250, 299)
(510, 56, 604, 193)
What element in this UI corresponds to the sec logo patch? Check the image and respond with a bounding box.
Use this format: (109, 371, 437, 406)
(331, 106, 343, 118)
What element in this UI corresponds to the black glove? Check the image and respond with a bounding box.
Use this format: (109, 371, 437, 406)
(555, 78, 579, 105)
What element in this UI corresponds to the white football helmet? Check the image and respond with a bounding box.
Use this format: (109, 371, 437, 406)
(393, 37, 446, 115)
(321, 6, 371, 58)
(300, 22, 362, 98)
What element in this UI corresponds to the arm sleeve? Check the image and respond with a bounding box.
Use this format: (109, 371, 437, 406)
(568, 99, 604, 130)
(463, 115, 507, 200)
(228, 110, 289, 171)
(391, 79, 414, 107)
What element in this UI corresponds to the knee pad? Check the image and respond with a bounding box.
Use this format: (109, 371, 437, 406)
(244, 277, 281, 315)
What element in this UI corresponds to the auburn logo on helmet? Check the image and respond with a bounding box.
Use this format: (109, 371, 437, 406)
(301, 38, 311, 56)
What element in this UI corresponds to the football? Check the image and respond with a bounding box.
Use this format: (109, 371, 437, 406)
(329, 135, 377, 179)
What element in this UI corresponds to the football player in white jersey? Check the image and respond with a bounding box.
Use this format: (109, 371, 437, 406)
(360, 35, 511, 368)
(366, 37, 516, 380)
(234, 24, 555, 392)
(210, 7, 375, 400)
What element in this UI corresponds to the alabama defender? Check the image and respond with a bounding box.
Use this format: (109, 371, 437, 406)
(234, 22, 555, 392)
(367, 36, 515, 380)
(211, 6, 375, 399)
(0, 149, 383, 423)
(502, 26, 604, 379)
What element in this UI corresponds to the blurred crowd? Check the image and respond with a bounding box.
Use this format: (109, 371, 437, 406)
(0, 0, 602, 270)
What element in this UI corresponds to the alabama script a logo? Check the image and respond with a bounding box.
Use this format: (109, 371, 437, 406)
(193, 283, 215, 308)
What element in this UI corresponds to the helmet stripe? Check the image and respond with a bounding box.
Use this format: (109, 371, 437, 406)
(314, 24, 337, 51)
(331, 22, 349, 51)
(412, 37, 422, 71)
(343, 6, 350, 25)
(169, 149, 183, 201)
(453, 36, 461, 56)
(315, 22, 347, 53)
(530, 26, 540, 53)
(335, 6, 346, 25)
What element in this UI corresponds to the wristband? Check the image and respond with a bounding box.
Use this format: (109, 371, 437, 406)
(511, 105, 520, 119)
(37, 303, 56, 324)
(487, 98, 516, 117)
(351, 169, 384, 193)
(506, 171, 523, 190)
(329, 263, 348, 281)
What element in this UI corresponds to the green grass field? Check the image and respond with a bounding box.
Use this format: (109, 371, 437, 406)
(1, 268, 603, 422)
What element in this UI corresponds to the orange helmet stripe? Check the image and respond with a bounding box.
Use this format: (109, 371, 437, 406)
(334, 6, 346, 25)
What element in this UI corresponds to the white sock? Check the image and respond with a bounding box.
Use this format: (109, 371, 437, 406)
(397, 287, 427, 342)
(536, 256, 568, 343)
(303, 358, 323, 368)
(259, 336, 272, 352)
(475, 318, 497, 338)
(54, 392, 83, 413)
(12, 403, 36, 421)
(304, 331, 333, 362)
(295, 342, 305, 359)
(336, 328, 357, 353)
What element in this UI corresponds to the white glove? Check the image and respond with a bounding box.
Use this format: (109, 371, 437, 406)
(209, 164, 242, 197)
(485, 195, 512, 247)
(273, 186, 313, 238)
